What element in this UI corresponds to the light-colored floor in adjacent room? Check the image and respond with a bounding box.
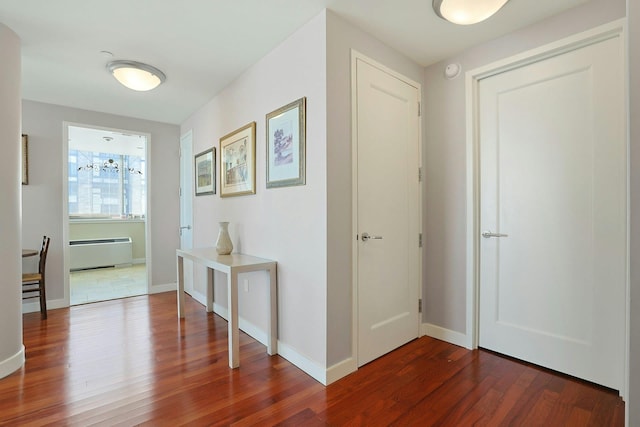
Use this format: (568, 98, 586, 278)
(70, 264, 147, 306)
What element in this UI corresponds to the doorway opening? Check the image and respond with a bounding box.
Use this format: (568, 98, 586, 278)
(66, 124, 149, 305)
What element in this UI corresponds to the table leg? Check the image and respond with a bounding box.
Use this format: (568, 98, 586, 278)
(228, 271, 239, 368)
(206, 267, 214, 312)
(268, 265, 278, 355)
(177, 255, 185, 318)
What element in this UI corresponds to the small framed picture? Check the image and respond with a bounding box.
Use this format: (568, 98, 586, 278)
(21, 134, 28, 185)
(220, 122, 256, 197)
(266, 97, 306, 188)
(194, 147, 215, 196)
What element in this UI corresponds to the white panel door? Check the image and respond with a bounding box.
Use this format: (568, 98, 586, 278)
(179, 132, 194, 295)
(355, 56, 421, 366)
(479, 36, 626, 390)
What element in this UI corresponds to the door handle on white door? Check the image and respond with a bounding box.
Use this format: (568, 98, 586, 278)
(180, 225, 192, 230)
(482, 230, 508, 238)
(361, 232, 383, 242)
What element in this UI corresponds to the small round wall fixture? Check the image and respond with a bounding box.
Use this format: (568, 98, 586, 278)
(107, 60, 166, 91)
(433, 0, 510, 25)
(444, 63, 461, 79)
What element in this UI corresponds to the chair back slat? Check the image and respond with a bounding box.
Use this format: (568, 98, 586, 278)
(39, 236, 50, 275)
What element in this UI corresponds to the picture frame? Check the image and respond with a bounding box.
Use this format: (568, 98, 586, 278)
(266, 97, 306, 188)
(220, 122, 256, 197)
(21, 134, 28, 185)
(194, 147, 215, 196)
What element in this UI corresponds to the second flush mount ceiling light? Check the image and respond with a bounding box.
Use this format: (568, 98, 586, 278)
(433, 0, 510, 25)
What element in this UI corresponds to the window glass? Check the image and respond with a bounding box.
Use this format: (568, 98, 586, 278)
(69, 149, 146, 219)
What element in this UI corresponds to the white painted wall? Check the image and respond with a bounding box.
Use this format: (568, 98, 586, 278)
(325, 10, 425, 367)
(180, 12, 328, 371)
(627, 0, 639, 422)
(422, 0, 626, 336)
(21, 100, 180, 305)
(0, 23, 24, 378)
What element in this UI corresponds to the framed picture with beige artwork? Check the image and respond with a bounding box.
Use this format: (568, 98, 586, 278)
(220, 122, 256, 197)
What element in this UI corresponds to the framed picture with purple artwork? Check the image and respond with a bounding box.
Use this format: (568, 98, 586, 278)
(266, 97, 306, 188)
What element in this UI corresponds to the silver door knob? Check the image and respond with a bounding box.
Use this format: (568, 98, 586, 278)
(482, 230, 508, 238)
(361, 232, 383, 242)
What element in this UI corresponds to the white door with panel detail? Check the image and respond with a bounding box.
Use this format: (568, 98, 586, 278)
(478, 35, 626, 390)
(354, 54, 421, 367)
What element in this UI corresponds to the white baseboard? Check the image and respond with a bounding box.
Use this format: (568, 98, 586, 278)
(212, 302, 268, 347)
(187, 289, 207, 307)
(132, 258, 146, 265)
(206, 300, 328, 386)
(149, 282, 176, 294)
(0, 345, 25, 380)
(276, 341, 327, 385)
(422, 323, 471, 349)
(23, 285, 175, 313)
(326, 357, 357, 385)
(22, 298, 66, 314)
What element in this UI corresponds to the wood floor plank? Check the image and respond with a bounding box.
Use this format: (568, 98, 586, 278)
(0, 292, 624, 426)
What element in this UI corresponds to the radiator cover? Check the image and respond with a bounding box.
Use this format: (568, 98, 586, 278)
(69, 237, 133, 270)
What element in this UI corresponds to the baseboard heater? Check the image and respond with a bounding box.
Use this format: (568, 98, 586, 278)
(69, 237, 133, 271)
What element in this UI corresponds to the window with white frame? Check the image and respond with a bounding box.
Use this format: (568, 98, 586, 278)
(69, 149, 146, 219)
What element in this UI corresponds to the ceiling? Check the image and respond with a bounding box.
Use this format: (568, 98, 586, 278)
(0, 0, 590, 125)
(68, 126, 146, 157)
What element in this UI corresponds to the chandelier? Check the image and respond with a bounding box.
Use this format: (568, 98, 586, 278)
(77, 158, 142, 174)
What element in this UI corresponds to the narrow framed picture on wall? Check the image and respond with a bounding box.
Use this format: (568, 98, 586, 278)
(21, 134, 28, 185)
(194, 147, 215, 196)
(266, 97, 306, 188)
(220, 122, 256, 197)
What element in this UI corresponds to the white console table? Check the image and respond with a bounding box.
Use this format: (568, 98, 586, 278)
(176, 248, 277, 368)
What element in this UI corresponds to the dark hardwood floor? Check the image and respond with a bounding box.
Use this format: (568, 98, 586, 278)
(0, 292, 624, 426)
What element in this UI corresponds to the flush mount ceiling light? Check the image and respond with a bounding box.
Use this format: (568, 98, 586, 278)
(433, 0, 510, 25)
(106, 60, 166, 91)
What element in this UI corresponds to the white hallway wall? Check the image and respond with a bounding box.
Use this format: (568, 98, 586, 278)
(422, 0, 626, 339)
(0, 22, 24, 379)
(180, 9, 428, 381)
(180, 12, 329, 376)
(21, 100, 180, 306)
(627, 0, 640, 422)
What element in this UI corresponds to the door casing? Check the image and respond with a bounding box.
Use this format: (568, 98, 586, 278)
(464, 19, 629, 399)
(62, 122, 152, 306)
(179, 131, 195, 297)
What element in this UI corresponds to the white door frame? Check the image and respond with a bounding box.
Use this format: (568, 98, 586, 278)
(179, 130, 196, 298)
(464, 19, 628, 399)
(62, 122, 152, 306)
(350, 49, 423, 366)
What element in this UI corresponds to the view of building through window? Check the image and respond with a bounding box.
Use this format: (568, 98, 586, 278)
(69, 150, 146, 218)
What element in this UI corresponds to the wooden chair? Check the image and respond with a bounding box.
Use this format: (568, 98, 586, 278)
(22, 236, 50, 319)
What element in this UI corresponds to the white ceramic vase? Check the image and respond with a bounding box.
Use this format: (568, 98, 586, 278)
(215, 221, 233, 255)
